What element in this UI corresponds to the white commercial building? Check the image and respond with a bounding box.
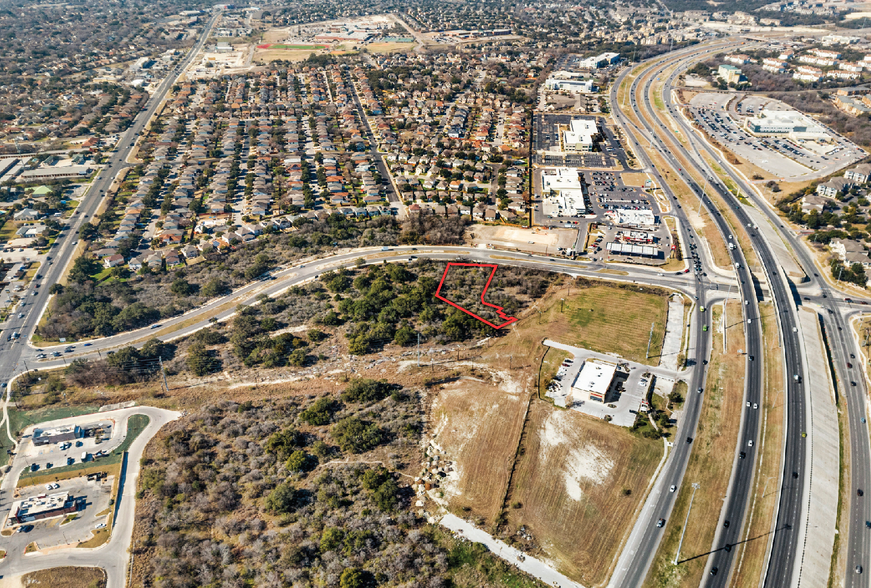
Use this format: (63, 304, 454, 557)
(744, 109, 829, 141)
(541, 167, 586, 216)
(571, 359, 617, 403)
(578, 52, 620, 69)
(545, 76, 597, 94)
(563, 119, 599, 152)
(605, 208, 656, 226)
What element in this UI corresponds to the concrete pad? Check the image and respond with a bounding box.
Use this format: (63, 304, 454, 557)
(742, 204, 805, 280)
(794, 307, 839, 588)
(660, 294, 686, 372)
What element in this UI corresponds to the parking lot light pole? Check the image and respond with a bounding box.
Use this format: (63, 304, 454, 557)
(674, 482, 700, 565)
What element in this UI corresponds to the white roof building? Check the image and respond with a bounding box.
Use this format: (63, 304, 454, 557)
(541, 167, 586, 215)
(571, 359, 617, 403)
(563, 119, 599, 152)
(744, 109, 829, 140)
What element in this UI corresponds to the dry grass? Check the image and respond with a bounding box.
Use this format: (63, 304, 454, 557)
(539, 347, 572, 397)
(621, 173, 650, 187)
(730, 301, 784, 587)
(18, 462, 120, 489)
(367, 42, 416, 53)
(254, 49, 321, 63)
(489, 281, 669, 364)
(644, 300, 746, 588)
(21, 567, 105, 588)
(431, 373, 529, 524)
(77, 528, 110, 549)
(506, 403, 662, 586)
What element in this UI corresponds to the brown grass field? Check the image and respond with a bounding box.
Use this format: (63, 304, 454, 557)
(254, 49, 320, 63)
(621, 172, 650, 187)
(644, 301, 746, 588)
(730, 301, 784, 586)
(7, 567, 104, 588)
(506, 403, 662, 585)
(430, 371, 530, 523)
(491, 280, 669, 365)
(367, 42, 416, 53)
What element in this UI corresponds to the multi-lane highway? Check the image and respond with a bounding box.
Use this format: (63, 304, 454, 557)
(606, 40, 775, 587)
(657, 48, 871, 587)
(635, 45, 807, 588)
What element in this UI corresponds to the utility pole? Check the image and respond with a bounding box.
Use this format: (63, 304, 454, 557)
(23, 360, 29, 377)
(561, 298, 565, 313)
(674, 482, 700, 565)
(646, 322, 655, 359)
(159, 357, 169, 393)
(417, 332, 421, 367)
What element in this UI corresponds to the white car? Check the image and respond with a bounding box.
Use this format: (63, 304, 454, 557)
(669, 485, 676, 493)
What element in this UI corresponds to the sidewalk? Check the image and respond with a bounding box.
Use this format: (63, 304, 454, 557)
(438, 513, 585, 588)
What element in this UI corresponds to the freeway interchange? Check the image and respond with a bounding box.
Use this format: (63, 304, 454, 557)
(609, 38, 871, 588)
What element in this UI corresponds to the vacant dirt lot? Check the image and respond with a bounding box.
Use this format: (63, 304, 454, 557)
(507, 404, 662, 586)
(468, 225, 577, 254)
(430, 368, 531, 524)
(621, 172, 650, 187)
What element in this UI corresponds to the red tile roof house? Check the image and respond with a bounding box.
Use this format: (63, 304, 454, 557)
(103, 254, 125, 268)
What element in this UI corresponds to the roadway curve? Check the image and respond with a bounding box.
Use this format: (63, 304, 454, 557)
(0, 11, 220, 430)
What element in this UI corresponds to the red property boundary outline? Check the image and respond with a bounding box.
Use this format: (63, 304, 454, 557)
(434, 263, 517, 329)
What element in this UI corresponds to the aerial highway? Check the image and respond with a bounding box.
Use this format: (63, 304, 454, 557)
(631, 45, 808, 588)
(658, 51, 871, 587)
(607, 39, 776, 588)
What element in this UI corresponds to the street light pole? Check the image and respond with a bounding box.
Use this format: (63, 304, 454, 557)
(674, 482, 700, 565)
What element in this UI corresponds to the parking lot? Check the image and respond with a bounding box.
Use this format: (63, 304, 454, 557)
(1, 475, 113, 550)
(532, 113, 625, 168)
(688, 92, 865, 179)
(543, 341, 681, 427)
(533, 167, 673, 264)
(21, 419, 116, 473)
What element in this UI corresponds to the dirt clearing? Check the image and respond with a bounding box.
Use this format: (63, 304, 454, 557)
(430, 369, 530, 523)
(468, 225, 577, 254)
(621, 173, 650, 187)
(506, 404, 662, 585)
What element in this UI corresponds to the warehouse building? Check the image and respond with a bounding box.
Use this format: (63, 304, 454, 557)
(571, 359, 617, 403)
(12, 492, 76, 524)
